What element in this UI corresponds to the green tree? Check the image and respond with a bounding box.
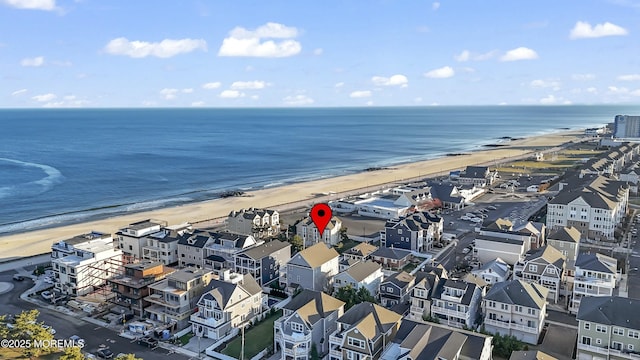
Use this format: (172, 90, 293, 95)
(335, 285, 377, 310)
(12, 309, 55, 358)
(291, 235, 304, 252)
(60, 346, 85, 360)
(115, 353, 143, 360)
(0, 314, 9, 339)
(310, 343, 319, 360)
(491, 333, 524, 358)
(422, 314, 440, 324)
(339, 227, 349, 242)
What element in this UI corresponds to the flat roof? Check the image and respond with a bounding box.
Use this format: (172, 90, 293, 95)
(354, 196, 405, 211)
(58, 231, 111, 246)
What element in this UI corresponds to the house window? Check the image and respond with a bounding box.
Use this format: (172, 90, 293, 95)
(488, 301, 495, 308)
(515, 306, 522, 313)
(546, 268, 556, 274)
(501, 304, 508, 311)
(527, 320, 535, 328)
(528, 308, 536, 316)
(629, 344, 635, 351)
(347, 337, 365, 349)
(596, 325, 607, 333)
(415, 289, 425, 298)
(387, 287, 393, 292)
(596, 338, 602, 345)
(629, 330, 640, 339)
(290, 322, 304, 333)
(529, 265, 538, 272)
(584, 323, 591, 330)
(613, 327, 624, 336)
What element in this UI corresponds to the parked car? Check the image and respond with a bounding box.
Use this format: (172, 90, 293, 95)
(41, 291, 53, 300)
(42, 325, 56, 335)
(137, 336, 158, 348)
(12, 274, 24, 281)
(462, 248, 471, 254)
(96, 348, 114, 359)
(42, 277, 54, 284)
(69, 335, 85, 347)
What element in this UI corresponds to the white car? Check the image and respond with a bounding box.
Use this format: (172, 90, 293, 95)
(462, 248, 471, 254)
(43, 277, 54, 284)
(42, 325, 56, 335)
(41, 291, 53, 300)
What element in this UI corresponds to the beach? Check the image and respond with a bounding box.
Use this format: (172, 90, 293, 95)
(0, 130, 584, 261)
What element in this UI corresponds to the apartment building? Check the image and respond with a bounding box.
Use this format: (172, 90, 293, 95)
(570, 252, 619, 314)
(51, 232, 123, 296)
(483, 280, 548, 345)
(227, 208, 280, 239)
(116, 219, 166, 260)
(514, 245, 566, 304)
(379, 271, 416, 308)
(141, 223, 191, 265)
(380, 212, 442, 252)
(108, 260, 175, 316)
(296, 215, 342, 247)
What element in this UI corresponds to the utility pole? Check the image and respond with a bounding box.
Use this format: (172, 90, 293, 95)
(240, 324, 245, 360)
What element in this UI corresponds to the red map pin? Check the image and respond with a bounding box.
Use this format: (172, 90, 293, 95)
(310, 203, 332, 237)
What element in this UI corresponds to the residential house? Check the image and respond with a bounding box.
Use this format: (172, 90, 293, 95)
(546, 226, 581, 279)
(297, 215, 342, 247)
(177, 230, 211, 268)
(141, 223, 191, 266)
(483, 279, 548, 345)
(576, 296, 640, 359)
(116, 219, 166, 261)
(570, 252, 619, 314)
(370, 247, 413, 270)
(471, 257, 511, 285)
(514, 245, 566, 304)
(333, 261, 384, 297)
(145, 267, 214, 331)
(379, 271, 416, 308)
(430, 278, 483, 329)
(619, 169, 639, 194)
(510, 350, 558, 360)
(380, 212, 442, 252)
(546, 176, 629, 241)
(428, 182, 467, 210)
(51, 232, 124, 296)
(190, 274, 265, 340)
(328, 302, 403, 360)
(203, 231, 259, 269)
(234, 240, 291, 287)
(474, 219, 533, 265)
(379, 320, 493, 360)
(343, 243, 378, 263)
(227, 208, 280, 238)
(274, 290, 345, 359)
(408, 271, 443, 321)
(517, 222, 547, 250)
(285, 243, 340, 294)
(457, 166, 497, 187)
(108, 260, 175, 316)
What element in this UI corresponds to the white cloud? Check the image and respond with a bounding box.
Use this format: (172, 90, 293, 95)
(432, 2, 440, 10)
(586, 87, 598, 94)
(530, 79, 561, 90)
(540, 94, 571, 105)
(283, 94, 314, 105)
(313, 48, 323, 55)
(63, 95, 76, 100)
(42, 97, 89, 108)
(245, 65, 255, 72)
(2, 0, 56, 11)
(250, 95, 259, 100)
(454, 50, 497, 62)
(454, 50, 470, 62)
(631, 89, 640, 96)
(571, 73, 596, 81)
(350, 90, 372, 98)
(569, 21, 628, 39)
(498, 102, 508, 106)
(202, 82, 221, 89)
(500, 47, 538, 61)
(218, 22, 301, 58)
(32, 93, 56, 102)
(366, 101, 374, 106)
(20, 56, 44, 67)
(335, 82, 345, 88)
(11, 89, 27, 96)
(191, 101, 205, 107)
(230, 80, 268, 90)
(608, 86, 629, 94)
(219, 90, 245, 98)
(371, 74, 408, 87)
(424, 66, 455, 79)
(181, 88, 194, 93)
(104, 37, 207, 58)
(617, 74, 640, 81)
(414, 97, 423, 103)
(160, 88, 179, 100)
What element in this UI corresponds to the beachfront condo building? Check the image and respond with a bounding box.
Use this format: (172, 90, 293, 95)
(546, 175, 629, 241)
(233, 239, 291, 287)
(296, 215, 342, 247)
(576, 296, 640, 360)
(614, 114, 640, 139)
(145, 267, 214, 331)
(483, 280, 548, 345)
(274, 290, 345, 360)
(190, 274, 264, 340)
(513, 245, 566, 304)
(285, 242, 340, 294)
(227, 208, 281, 238)
(107, 260, 176, 316)
(141, 223, 191, 266)
(51, 232, 124, 296)
(380, 320, 494, 360)
(570, 253, 619, 314)
(328, 302, 403, 360)
(116, 219, 166, 261)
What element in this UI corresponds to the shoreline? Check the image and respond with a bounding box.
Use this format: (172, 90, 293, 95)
(0, 129, 585, 262)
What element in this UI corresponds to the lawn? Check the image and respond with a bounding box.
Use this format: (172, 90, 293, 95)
(336, 238, 359, 254)
(221, 309, 283, 359)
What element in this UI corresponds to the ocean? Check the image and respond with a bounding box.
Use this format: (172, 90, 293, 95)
(0, 105, 638, 234)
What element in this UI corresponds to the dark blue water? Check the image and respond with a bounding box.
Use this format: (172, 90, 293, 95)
(0, 106, 637, 234)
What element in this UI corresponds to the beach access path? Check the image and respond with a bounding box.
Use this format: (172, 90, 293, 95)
(0, 130, 586, 261)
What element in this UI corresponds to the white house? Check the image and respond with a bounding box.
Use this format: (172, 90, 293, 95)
(332, 261, 384, 296)
(296, 216, 342, 247)
(570, 252, 619, 314)
(471, 257, 511, 285)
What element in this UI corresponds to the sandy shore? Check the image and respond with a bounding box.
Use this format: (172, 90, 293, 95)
(0, 130, 584, 261)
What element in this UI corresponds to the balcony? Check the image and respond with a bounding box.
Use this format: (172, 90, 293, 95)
(573, 286, 614, 296)
(330, 349, 342, 359)
(431, 307, 467, 320)
(577, 343, 610, 356)
(329, 332, 343, 346)
(190, 313, 226, 329)
(484, 319, 538, 334)
(410, 306, 426, 315)
(283, 346, 308, 357)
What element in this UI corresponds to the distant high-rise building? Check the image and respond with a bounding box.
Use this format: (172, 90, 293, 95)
(613, 114, 640, 138)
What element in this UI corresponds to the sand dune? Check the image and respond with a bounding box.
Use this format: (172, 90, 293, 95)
(0, 130, 584, 262)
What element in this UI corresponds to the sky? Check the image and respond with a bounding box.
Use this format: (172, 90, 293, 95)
(1, 0, 640, 108)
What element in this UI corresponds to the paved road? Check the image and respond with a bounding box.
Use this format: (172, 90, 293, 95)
(0, 270, 189, 360)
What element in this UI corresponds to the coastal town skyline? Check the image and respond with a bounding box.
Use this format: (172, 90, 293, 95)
(2, 0, 640, 108)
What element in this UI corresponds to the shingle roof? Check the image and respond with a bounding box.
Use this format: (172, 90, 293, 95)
(342, 261, 381, 282)
(431, 279, 478, 305)
(201, 274, 261, 310)
(484, 279, 548, 309)
(472, 257, 510, 279)
(345, 242, 378, 257)
(547, 226, 581, 243)
(237, 240, 289, 260)
(575, 253, 617, 274)
(462, 166, 489, 179)
(382, 271, 415, 288)
(483, 218, 513, 231)
(337, 302, 402, 340)
(284, 289, 344, 325)
(577, 296, 640, 330)
(294, 242, 339, 268)
(523, 245, 566, 269)
(371, 247, 412, 260)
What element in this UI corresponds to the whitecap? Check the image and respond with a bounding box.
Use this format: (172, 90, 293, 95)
(0, 158, 64, 199)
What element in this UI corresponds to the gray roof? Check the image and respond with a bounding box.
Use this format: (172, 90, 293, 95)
(282, 289, 345, 324)
(201, 274, 261, 309)
(342, 261, 381, 282)
(577, 296, 640, 330)
(432, 278, 478, 305)
(428, 182, 465, 205)
(484, 279, 548, 309)
(371, 247, 412, 260)
(382, 271, 415, 288)
(473, 257, 510, 279)
(178, 230, 212, 248)
(124, 219, 162, 231)
(547, 226, 581, 243)
(169, 267, 211, 282)
(385, 212, 438, 232)
(476, 234, 524, 245)
(575, 253, 617, 274)
(58, 231, 111, 246)
(237, 240, 290, 260)
(462, 166, 489, 179)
